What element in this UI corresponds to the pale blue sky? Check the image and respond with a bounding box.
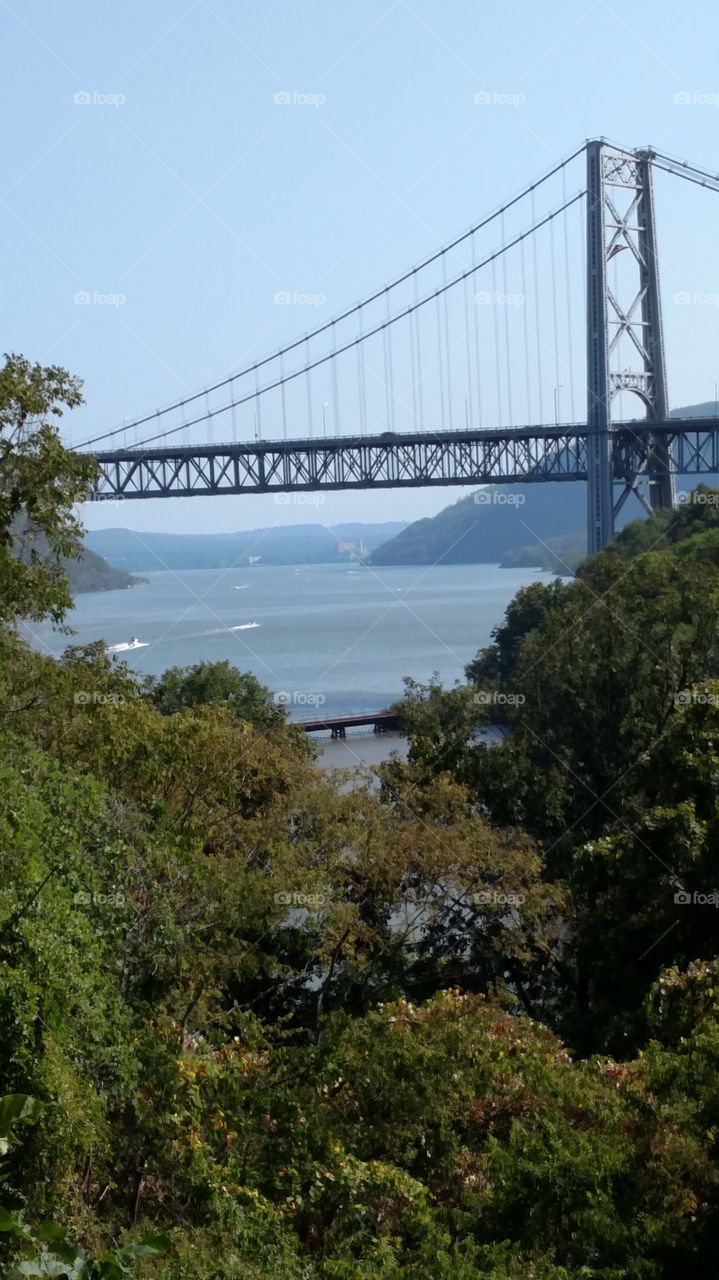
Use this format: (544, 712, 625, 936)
(2, 0, 719, 533)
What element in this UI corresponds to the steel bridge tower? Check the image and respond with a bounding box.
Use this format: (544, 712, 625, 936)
(585, 139, 675, 554)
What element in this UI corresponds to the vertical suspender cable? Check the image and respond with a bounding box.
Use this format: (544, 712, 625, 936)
(382, 292, 392, 430)
(472, 231, 482, 427)
(442, 254, 454, 430)
(331, 321, 341, 435)
(385, 290, 396, 431)
(253, 370, 261, 440)
(580, 189, 587, 415)
(463, 274, 474, 429)
(205, 391, 212, 445)
(231, 381, 238, 442)
(435, 292, 446, 431)
(581, 190, 587, 362)
(520, 236, 531, 422)
(280, 352, 287, 439)
(575, 186, 583, 417)
(549, 214, 561, 423)
(357, 306, 368, 433)
(413, 269, 425, 429)
(409, 300, 419, 430)
(501, 211, 513, 424)
(531, 187, 544, 420)
(562, 166, 576, 419)
(305, 339, 313, 436)
(491, 256, 503, 422)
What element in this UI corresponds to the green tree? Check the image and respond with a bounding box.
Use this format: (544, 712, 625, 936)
(0, 354, 97, 627)
(147, 660, 288, 732)
(465, 577, 569, 687)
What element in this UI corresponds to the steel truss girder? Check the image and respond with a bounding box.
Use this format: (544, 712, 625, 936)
(88, 419, 719, 502)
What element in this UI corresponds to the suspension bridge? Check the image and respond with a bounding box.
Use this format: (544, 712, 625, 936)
(80, 139, 719, 553)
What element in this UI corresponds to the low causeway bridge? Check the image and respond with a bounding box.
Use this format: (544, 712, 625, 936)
(297, 710, 400, 738)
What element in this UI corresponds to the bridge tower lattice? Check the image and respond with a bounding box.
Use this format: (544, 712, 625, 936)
(585, 139, 675, 554)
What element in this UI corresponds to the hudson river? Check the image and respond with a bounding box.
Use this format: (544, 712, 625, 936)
(28, 562, 550, 761)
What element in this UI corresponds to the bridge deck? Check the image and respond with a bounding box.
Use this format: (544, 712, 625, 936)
(86, 419, 719, 502)
(298, 710, 399, 736)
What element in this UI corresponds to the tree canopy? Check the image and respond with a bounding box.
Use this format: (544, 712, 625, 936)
(0, 353, 97, 627)
(3, 359, 719, 1277)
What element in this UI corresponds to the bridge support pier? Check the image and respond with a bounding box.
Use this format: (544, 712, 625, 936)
(586, 139, 614, 556)
(635, 149, 675, 513)
(585, 140, 675, 555)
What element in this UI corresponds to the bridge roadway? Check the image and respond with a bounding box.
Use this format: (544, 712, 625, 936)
(88, 418, 719, 502)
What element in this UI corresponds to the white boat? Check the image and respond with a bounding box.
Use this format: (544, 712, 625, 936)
(106, 637, 149, 653)
(233, 584, 250, 590)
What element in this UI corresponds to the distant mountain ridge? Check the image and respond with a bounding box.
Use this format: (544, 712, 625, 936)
(366, 401, 719, 569)
(85, 522, 407, 573)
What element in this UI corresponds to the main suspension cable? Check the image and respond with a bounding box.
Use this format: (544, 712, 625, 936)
(93, 192, 586, 454)
(78, 146, 587, 449)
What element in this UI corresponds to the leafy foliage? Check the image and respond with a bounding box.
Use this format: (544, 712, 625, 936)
(4, 363, 719, 1276)
(0, 354, 97, 627)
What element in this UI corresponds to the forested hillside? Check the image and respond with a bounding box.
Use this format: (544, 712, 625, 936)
(65, 542, 142, 593)
(13, 521, 143, 595)
(3, 354, 719, 1278)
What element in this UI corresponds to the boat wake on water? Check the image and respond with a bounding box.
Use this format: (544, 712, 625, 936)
(106, 637, 149, 653)
(106, 624, 259, 654)
(201, 622, 259, 634)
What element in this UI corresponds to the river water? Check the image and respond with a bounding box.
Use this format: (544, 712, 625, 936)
(27, 563, 549, 762)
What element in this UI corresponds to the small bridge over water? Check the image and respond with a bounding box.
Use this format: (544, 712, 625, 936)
(298, 709, 399, 738)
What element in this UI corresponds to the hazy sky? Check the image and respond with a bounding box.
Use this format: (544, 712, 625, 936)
(3, 0, 719, 533)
